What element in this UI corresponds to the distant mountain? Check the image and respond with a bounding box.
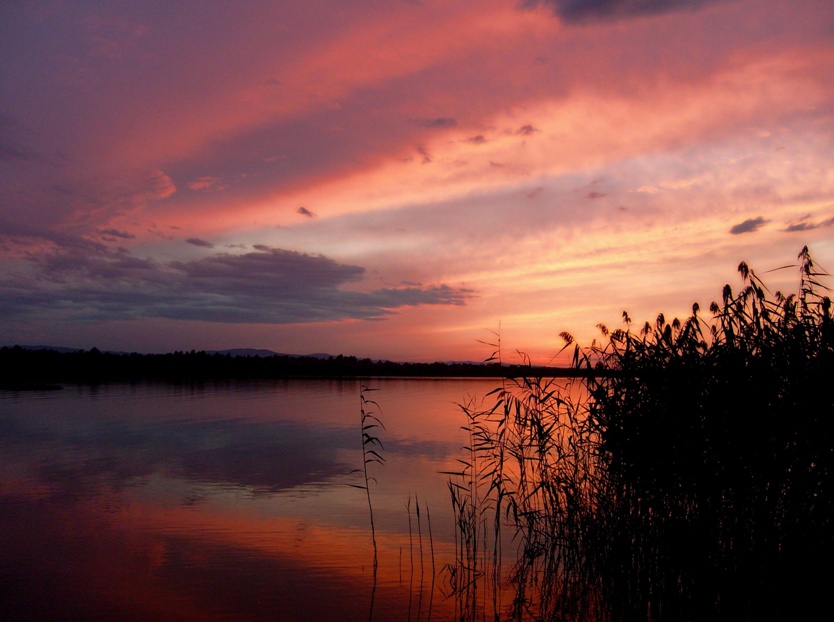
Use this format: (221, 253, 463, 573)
(207, 348, 283, 358)
(207, 349, 341, 359)
(17, 345, 84, 354)
(11, 345, 335, 359)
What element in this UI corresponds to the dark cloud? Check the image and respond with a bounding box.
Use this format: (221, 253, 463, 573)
(297, 206, 316, 218)
(37, 247, 163, 283)
(516, 124, 537, 136)
(519, 0, 719, 24)
(186, 237, 215, 248)
(416, 145, 432, 164)
(0, 246, 475, 325)
(413, 117, 457, 129)
(0, 217, 109, 254)
(586, 191, 607, 199)
(783, 215, 834, 232)
(465, 135, 487, 144)
(369, 284, 473, 307)
(169, 248, 364, 293)
(729, 217, 767, 235)
(99, 229, 136, 240)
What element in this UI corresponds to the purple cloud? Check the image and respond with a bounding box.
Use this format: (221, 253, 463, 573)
(521, 0, 720, 24)
(297, 207, 316, 218)
(729, 217, 768, 235)
(783, 215, 834, 232)
(98, 229, 136, 240)
(0, 245, 475, 325)
(186, 238, 215, 248)
(413, 118, 457, 129)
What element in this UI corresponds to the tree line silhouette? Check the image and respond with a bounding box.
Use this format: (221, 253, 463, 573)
(0, 346, 584, 387)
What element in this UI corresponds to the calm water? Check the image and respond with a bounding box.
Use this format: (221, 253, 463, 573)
(0, 378, 503, 621)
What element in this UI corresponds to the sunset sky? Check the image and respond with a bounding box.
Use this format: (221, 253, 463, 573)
(2, 0, 833, 363)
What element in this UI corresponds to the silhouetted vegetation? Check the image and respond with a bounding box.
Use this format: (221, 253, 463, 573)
(350, 385, 386, 620)
(445, 247, 832, 621)
(0, 347, 581, 387)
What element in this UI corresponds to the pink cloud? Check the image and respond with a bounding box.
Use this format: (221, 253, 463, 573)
(2, 0, 834, 360)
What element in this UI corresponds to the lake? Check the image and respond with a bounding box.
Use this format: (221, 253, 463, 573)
(0, 377, 508, 621)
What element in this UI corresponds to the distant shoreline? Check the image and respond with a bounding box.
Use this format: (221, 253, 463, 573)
(1, 345, 593, 386)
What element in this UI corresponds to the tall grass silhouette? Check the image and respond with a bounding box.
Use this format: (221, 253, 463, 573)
(350, 384, 385, 620)
(405, 494, 436, 622)
(444, 247, 833, 621)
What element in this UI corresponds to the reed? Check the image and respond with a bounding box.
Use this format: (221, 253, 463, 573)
(441, 395, 496, 621)
(446, 247, 833, 621)
(357, 385, 385, 556)
(352, 387, 443, 621)
(350, 384, 386, 619)
(405, 494, 436, 622)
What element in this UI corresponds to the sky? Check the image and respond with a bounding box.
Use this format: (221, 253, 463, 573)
(1, 0, 833, 364)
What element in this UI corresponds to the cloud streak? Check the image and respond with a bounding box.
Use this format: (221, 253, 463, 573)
(783, 215, 834, 233)
(186, 238, 214, 248)
(521, 0, 721, 23)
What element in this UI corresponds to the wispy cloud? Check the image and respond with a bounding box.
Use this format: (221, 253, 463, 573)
(187, 176, 228, 192)
(783, 215, 834, 232)
(98, 229, 135, 240)
(186, 238, 215, 248)
(297, 207, 316, 218)
(416, 146, 432, 164)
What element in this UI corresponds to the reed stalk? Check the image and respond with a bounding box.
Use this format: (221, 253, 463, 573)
(350, 384, 385, 620)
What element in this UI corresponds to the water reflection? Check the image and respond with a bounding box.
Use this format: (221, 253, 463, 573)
(0, 378, 497, 620)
